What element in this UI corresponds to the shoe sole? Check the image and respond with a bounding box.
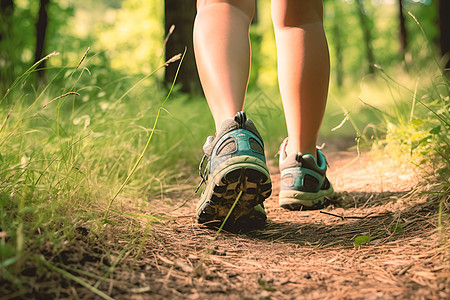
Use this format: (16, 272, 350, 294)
(196, 156, 272, 224)
(279, 187, 335, 210)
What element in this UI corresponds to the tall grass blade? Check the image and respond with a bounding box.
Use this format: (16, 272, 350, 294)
(374, 65, 450, 127)
(410, 78, 419, 122)
(94, 239, 137, 289)
(408, 12, 448, 81)
(41, 256, 115, 300)
(213, 190, 243, 240)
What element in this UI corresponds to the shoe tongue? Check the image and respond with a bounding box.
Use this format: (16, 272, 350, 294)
(202, 119, 240, 156)
(302, 154, 318, 169)
(218, 115, 262, 142)
(203, 112, 263, 156)
(280, 152, 317, 169)
(217, 119, 239, 135)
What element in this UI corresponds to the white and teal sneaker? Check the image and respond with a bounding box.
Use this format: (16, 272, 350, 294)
(278, 138, 334, 210)
(196, 111, 272, 226)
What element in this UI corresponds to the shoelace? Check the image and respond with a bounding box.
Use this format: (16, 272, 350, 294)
(195, 154, 208, 193)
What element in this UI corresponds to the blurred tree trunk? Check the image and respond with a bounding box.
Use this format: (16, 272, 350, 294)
(1, 0, 14, 91)
(355, 0, 375, 74)
(398, 0, 407, 60)
(35, 0, 49, 81)
(252, 0, 258, 24)
(439, 0, 450, 74)
(249, 0, 261, 88)
(164, 0, 202, 95)
(0, 0, 14, 42)
(332, 2, 344, 88)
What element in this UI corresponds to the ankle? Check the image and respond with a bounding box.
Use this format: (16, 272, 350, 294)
(214, 111, 241, 133)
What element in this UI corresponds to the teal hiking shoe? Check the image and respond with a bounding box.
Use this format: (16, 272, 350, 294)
(196, 111, 272, 225)
(278, 138, 334, 210)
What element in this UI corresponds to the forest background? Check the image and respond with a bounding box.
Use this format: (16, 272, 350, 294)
(0, 0, 449, 298)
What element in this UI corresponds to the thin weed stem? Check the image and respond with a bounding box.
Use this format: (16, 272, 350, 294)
(41, 92, 80, 109)
(103, 50, 185, 221)
(160, 25, 175, 64)
(0, 99, 16, 133)
(75, 47, 90, 71)
(0, 52, 59, 105)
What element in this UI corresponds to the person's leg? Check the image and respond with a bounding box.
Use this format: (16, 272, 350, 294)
(194, 0, 255, 131)
(271, 0, 330, 160)
(193, 0, 271, 225)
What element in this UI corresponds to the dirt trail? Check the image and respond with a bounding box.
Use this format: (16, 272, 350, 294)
(20, 142, 448, 300)
(112, 142, 448, 300)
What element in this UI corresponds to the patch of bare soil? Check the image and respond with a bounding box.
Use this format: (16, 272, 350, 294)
(7, 142, 448, 300)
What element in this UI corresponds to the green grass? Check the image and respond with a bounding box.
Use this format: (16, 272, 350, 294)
(372, 64, 449, 174)
(0, 52, 214, 296)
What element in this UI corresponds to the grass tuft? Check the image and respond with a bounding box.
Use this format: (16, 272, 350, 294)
(0, 49, 207, 297)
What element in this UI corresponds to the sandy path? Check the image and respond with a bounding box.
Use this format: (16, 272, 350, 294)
(115, 145, 448, 300)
